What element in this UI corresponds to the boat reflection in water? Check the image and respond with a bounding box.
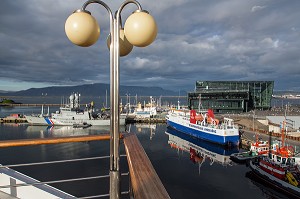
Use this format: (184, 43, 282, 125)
(245, 171, 290, 199)
(25, 125, 118, 138)
(135, 123, 156, 140)
(165, 127, 239, 174)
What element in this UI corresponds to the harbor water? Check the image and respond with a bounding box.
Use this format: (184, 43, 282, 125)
(0, 106, 297, 199)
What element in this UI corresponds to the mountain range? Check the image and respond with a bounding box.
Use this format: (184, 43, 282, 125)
(0, 83, 187, 97)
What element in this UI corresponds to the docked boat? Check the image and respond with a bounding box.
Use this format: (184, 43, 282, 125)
(249, 155, 300, 198)
(166, 108, 240, 146)
(230, 151, 261, 164)
(249, 118, 300, 198)
(73, 122, 92, 129)
(25, 93, 126, 126)
(230, 139, 270, 163)
(126, 96, 157, 119)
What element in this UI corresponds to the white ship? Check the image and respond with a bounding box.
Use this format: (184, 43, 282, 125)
(126, 96, 157, 119)
(166, 108, 240, 146)
(25, 93, 126, 126)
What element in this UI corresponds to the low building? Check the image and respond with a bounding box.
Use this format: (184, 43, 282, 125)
(188, 81, 274, 113)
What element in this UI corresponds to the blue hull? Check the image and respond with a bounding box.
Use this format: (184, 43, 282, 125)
(167, 120, 240, 146)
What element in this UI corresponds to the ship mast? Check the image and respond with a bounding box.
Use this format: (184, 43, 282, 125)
(281, 105, 287, 147)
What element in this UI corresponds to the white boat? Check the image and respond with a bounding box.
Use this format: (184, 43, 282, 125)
(25, 93, 126, 126)
(126, 96, 157, 119)
(166, 108, 240, 146)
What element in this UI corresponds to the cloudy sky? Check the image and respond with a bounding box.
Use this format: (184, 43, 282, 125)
(1, 0, 300, 92)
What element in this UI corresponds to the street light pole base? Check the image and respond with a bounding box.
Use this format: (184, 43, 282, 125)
(110, 170, 120, 199)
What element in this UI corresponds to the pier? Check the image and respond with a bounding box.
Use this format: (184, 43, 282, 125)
(0, 118, 27, 123)
(126, 117, 166, 124)
(0, 104, 60, 107)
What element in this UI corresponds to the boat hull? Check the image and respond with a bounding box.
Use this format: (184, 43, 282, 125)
(230, 152, 260, 164)
(249, 160, 300, 198)
(25, 115, 126, 126)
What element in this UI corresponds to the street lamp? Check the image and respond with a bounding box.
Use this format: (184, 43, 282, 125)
(64, 0, 157, 198)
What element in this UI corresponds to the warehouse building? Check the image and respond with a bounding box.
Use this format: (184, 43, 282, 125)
(188, 81, 274, 113)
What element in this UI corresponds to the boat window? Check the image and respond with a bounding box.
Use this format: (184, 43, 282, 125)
(269, 153, 272, 159)
(291, 158, 295, 164)
(282, 158, 286, 164)
(277, 156, 281, 163)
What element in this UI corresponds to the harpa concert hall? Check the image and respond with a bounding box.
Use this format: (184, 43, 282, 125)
(188, 81, 274, 113)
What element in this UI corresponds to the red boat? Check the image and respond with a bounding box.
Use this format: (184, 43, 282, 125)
(249, 119, 300, 198)
(250, 139, 269, 156)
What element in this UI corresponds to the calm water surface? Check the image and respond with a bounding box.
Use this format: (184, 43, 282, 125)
(0, 107, 292, 199)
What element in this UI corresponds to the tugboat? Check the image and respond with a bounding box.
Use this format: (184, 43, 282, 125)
(249, 117, 300, 198)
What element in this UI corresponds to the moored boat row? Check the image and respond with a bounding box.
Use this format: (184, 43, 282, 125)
(24, 93, 126, 126)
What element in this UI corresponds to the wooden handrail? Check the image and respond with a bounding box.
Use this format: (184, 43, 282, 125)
(123, 133, 170, 199)
(0, 134, 121, 148)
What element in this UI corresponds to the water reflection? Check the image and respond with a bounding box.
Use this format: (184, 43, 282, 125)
(165, 127, 239, 174)
(245, 171, 289, 199)
(25, 125, 124, 138)
(135, 123, 156, 140)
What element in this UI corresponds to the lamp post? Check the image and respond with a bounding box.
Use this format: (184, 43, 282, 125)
(64, 0, 157, 198)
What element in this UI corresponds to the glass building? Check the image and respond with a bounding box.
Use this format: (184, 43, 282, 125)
(188, 81, 274, 113)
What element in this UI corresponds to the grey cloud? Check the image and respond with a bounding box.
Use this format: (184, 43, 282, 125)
(1, 0, 300, 92)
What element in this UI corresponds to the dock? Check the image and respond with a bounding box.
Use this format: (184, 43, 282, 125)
(126, 117, 166, 124)
(0, 104, 60, 107)
(0, 117, 27, 123)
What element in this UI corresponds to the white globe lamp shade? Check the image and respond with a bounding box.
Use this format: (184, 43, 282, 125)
(124, 10, 157, 47)
(65, 10, 100, 47)
(107, 29, 134, 57)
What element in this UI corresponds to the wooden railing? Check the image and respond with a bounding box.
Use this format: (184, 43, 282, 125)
(0, 133, 170, 199)
(123, 133, 170, 199)
(0, 134, 112, 148)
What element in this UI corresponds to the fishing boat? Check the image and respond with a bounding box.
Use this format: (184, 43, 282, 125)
(25, 93, 126, 126)
(166, 108, 240, 147)
(126, 96, 157, 119)
(249, 117, 300, 198)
